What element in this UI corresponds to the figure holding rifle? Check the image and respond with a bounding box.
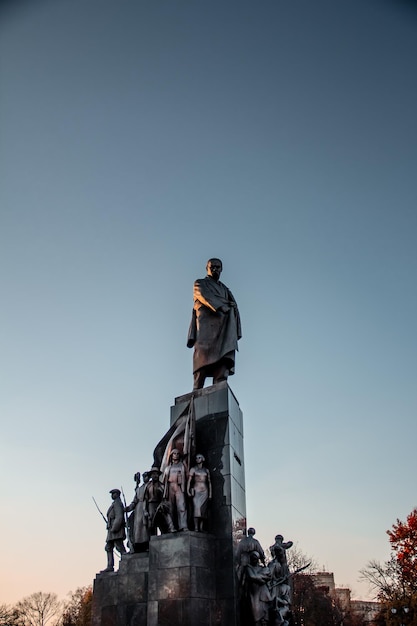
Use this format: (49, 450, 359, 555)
(101, 489, 126, 573)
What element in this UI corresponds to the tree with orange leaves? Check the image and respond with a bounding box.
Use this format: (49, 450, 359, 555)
(387, 508, 417, 594)
(361, 508, 417, 625)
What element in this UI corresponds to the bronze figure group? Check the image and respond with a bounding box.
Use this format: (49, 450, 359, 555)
(237, 530, 294, 626)
(100, 451, 212, 570)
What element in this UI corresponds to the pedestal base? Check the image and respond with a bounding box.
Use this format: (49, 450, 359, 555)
(92, 552, 149, 626)
(147, 531, 216, 626)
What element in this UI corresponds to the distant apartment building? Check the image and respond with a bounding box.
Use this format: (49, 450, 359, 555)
(310, 571, 381, 624)
(350, 600, 382, 624)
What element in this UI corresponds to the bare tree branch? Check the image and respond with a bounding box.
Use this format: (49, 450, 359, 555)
(15, 592, 62, 626)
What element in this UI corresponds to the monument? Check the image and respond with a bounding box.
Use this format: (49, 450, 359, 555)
(91, 259, 294, 626)
(187, 258, 242, 390)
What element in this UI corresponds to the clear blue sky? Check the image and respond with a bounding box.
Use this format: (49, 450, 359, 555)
(1, 0, 416, 605)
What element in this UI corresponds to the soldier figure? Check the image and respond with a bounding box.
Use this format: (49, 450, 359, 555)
(101, 489, 126, 573)
(145, 466, 175, 534)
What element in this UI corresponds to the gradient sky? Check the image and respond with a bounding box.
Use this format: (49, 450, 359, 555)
(1, 0, 416, 606)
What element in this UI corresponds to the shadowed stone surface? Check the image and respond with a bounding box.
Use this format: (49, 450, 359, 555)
(147, 532, 216, 626)
(92, 555, 149, 626)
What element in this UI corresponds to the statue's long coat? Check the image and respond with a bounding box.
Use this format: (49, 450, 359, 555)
(245, 563, 272, 623)
(187, 276, 242, 375)
(106, 497, 126, 541)
(125, 484, 149, 545)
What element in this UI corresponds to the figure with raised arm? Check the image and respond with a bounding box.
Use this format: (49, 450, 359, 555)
(268, 535, 294, 626)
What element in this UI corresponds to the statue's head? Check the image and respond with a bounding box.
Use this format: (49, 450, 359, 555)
(149, 466, 162, 480)
(249, 550, 260, 565)
(170, 448, 181, 462)
(109, 488, 121, 499)
(143, 471, 150, 483)
(195, 453, 205, 464)
(248, 527, 256, 536)
(206, 258, 222, 281)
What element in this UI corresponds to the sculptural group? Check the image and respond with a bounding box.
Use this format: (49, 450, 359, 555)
(237, 529, 294, 626)
(100, 451, 212, 569)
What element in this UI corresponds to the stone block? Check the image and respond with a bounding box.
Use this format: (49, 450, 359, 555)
(172, 381, 235, 425)
(186, 598, 214, 625)
(191, 566, 216, 599)
(118, 552, 149, 575)
(93, 572, 119, 606)
(157, 568, 183, 600)
(157, 599, 183, 625)
(124, 603, 148, 626)
(118, 572, 148, 603)
(100, 606, 117, 626)
(146, 600, 158, 626)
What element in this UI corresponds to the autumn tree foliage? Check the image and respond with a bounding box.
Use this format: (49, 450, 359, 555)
(361, 508, 417, 625)
(59, 587, 92, 626)
(387, 508, 417, 593)
(362, 507, 417, 604)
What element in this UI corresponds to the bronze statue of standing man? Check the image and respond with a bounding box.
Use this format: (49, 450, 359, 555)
(101, 489, 126, 573)
(187, 258, 242, 389)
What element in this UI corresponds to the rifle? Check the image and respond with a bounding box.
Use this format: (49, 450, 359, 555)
(92, 496, 123, 559)
(269, 562, 311, 589)
(92, 496, 108, 525)
(120, 485, 134, 553)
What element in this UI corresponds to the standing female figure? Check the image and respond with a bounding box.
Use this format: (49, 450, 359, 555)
(187, 453, 212, 532)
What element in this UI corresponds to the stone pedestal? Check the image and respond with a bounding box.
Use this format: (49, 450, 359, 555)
(147, 532, 215, 626)
(92, 382, 246, 626)
(92, 553, 149, 626)
(172, 382, 246, 625)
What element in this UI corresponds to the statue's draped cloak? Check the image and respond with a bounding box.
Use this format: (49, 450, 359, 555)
(187, 276, 242, 375)
(125, 484, 148, 545)
(245, 564, 272, 623)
